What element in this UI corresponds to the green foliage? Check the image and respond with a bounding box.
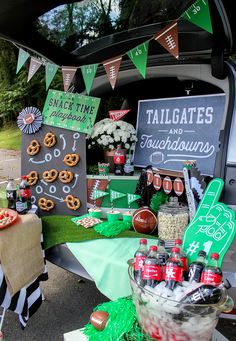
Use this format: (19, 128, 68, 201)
(0, 124, 21, 150)
(0, 40, 63, 126)
(150, 191, 168, 213)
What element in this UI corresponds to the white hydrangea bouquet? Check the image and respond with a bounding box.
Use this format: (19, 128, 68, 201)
(87, 118, 137, 151)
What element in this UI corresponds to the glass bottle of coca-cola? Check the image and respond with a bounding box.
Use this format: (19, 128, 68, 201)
(156, 239, 169, 266)
(163, 247, 183, 290)
(142, 245, 162, 288)
(180, 279, 231, 305)
(174, 239, 188, 280)
(201, 252, 222, 286)
(114, 144, 125, 176)
(18, 175, 31, 213)
(6, 178, 17, 210)
(134, 238, 148, 285)
(188, 250, 207, 283)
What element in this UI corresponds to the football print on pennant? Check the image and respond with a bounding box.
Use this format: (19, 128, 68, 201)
(173, 177, 184, 196)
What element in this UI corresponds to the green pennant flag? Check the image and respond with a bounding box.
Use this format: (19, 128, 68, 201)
(46, 63, 59, 90)
(16, 48, 30, 74)
(92, 189, 109, 200)
(110, 189, 127, 202)
(127, 41, 149, 78)
(127, 193, 141, 205)
(81, 64, 98, 95)
(181, 0, 213, 34)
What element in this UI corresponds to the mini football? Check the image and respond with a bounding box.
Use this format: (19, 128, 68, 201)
(132, 206, 157, 234)
(90, 310, 109, 331)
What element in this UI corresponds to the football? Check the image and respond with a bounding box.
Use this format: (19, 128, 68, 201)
(132, 206, 158, 234)
(87, 179, 109, 207)
(153, 173, 162, 190)
(90, 310, 109, 331)
(173, 177, 184, 196)
(162, 176, 172, 194)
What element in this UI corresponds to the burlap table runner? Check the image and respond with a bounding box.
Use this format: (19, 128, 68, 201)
(0, 213, 45, 296)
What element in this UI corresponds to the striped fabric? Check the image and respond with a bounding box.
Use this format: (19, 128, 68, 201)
(0, 234, 48, 329)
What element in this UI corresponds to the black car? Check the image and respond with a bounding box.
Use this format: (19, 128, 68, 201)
(0, 0, 236, 315)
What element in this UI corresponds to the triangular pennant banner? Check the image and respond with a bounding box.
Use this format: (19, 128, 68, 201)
(127, 41, 149, 78)
(46, 63, 59, 90)
(103, 56, 122, 90)
(109, 109, 131, 121)
(127, 193, 141, 205)
(16, 48, 30, 74)
(154, 20, 179, 59)
(62, 66, 77, 92)
(181, 0, 212, 34)
(92, 189, 109, 200)
(27, 57, 42, 82)
(81, 63, 98, 95)
(110, 189, 127, 202)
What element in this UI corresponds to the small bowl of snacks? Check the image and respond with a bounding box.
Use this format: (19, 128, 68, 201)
(0, 208, 18, 230)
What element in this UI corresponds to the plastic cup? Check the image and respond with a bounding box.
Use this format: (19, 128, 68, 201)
(107, 210, 120, 222)
(123, 211, 133, 222)
(88, 208, 102, 219)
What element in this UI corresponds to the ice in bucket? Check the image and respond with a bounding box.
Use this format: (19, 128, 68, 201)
(128, 261, 234, 341)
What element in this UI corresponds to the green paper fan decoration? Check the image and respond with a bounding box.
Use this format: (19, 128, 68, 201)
(94, 220, 131, 237)
(84, 297, 140, 341)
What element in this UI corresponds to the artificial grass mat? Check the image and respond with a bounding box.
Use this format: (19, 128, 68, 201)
(42, 215, 158, 250)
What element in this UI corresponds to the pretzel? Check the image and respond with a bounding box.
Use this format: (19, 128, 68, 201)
(42, 169, 58, 182)
(64, 194, 81, 211)
(38, 198, 55, 211)
(27, 170, 39, 186)
(63, 153, 80, 167)
(43, 132, 57, 148)
(59, 170, 74, 183)
(27, 140, 41, 156)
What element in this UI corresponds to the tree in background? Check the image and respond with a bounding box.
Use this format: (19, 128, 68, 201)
(0, 40, 62, 126)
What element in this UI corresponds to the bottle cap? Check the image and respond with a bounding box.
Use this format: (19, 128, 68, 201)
(172, 247, 180, 253)
(198, 250, 207, 257)
(210, 253, 219, 260)
(21, 175, 27, 180)
(175, 239, 182, 245)
(150, 245, 157, 252)
(140, 238, 147, 245)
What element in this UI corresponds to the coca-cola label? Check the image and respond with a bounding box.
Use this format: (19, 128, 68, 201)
(201, 271, 222, 285)
(143, 264, 162, 281)
(114, 155, 125, 164)
(180, 256, 188, 272)
(134, 256, 146, 271)
(163, 265, 183, 282)
(20, 189, 31, 198)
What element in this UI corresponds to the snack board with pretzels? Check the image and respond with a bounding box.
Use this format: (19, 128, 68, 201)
(21, 124, 87, 216)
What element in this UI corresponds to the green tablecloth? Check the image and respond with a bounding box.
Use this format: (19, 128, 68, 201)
(42, 215, 157, 250)
(67, 238, 157, 301)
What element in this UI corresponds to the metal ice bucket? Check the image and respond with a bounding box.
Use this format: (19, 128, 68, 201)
(128, 260, 234, 341)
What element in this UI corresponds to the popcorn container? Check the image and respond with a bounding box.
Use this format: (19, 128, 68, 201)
(88, 207, 102, 219)
(128, 261, 234, 341)
(158, 200, 189, 241)
(107, 210, 120, 222)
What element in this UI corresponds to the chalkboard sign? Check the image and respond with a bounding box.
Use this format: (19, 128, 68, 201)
(21, 124, 87, 216)
(134, 94, 225, 176)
